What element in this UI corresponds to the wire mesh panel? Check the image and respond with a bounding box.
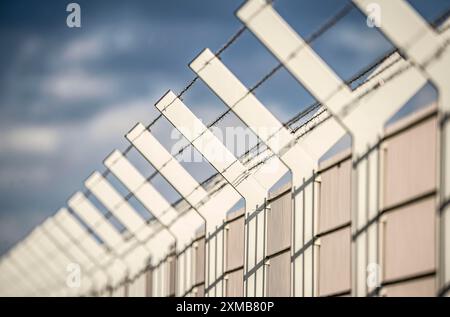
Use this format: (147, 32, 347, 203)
(205, 224, 225, 297)
(291, 177, 320, 297)
(178, 236, 206, 297)
(351, 0, 449, 296)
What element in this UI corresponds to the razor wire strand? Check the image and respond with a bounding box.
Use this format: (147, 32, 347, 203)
(0, 3, 417, 277)
(70, 14, 253, 206)
(236, 40, 450, 187)
(17, 1, 449, 276)
(236, 5, 450, 180)
(0, 53, 424, 298)
(235, 7, 450, 184)
(66, 21, 250, 216)
(11, 6, 450, 296)
(137, 0, 356, 184)
(61, 35, 432, 280)
(67, 0, 354, 233)
(67, 1, 406, 264)
(58, 1, 358, 262)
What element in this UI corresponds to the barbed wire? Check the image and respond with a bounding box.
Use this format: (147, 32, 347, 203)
(9, 2, 450, 273)
(72, 0, 354, 217)
(225, 4, 450, 186)
(235, 39, 450, 187)
(60, 0, 357, 255)
(69, 30, 449, 264)
(62, 0, 432, 251)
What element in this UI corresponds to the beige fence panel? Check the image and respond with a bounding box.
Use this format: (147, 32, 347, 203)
(224, 209, 246, 297)
(236, 0, 437, 297)
(265, 184, 292, 296)
(383, 199, 435, 282)
(376, 108, 438, 295)
(266, 251, 290, 297)
(318, 228, 351, 297)
(316, 152, 352, 297)
(2, 0, 449, 298)
(353, 0, 450, 297)
(383, 277, 435, 297)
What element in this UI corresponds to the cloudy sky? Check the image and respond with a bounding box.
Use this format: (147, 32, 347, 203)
(0, 0, 448, 255)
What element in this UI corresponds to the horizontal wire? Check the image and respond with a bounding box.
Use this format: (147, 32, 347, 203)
(124, 3, 364, 231)
(237, 38, 450, 184)
(69, 23, 249, 219)
(47, 2, 358, 257)
(145, 1, 355, 182)
(36, 17, 256, 261)
(63, 1, 356, 254)
(130, 0, 354, 182)
(14, 2, 449, 270)
(233, 5, 450, 185)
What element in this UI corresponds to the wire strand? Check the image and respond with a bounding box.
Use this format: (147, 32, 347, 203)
(67, 1, 366, 235)
(61, 1, 357, 255)
(25, 3, 450, 265)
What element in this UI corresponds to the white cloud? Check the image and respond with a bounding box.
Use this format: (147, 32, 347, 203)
(0, 126, 60, 155)
(42, 69, 117, 101)
(60, 27, 140, 64)
(85, 98, 158, 143)
(0, 97, 159, 190)
(62, 35, 105, 63)
(0, 165, 52, 186)
(43, 26, 146, 102)
(329, 24, 390, 55)
(45, 95, 162, 167)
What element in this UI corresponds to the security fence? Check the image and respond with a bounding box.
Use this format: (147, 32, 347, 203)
(0, 0, 449, 297)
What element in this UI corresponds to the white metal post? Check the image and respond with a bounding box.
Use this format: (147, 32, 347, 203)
(352, 0, 450, 297)
(126, 124, 245, 295)
(104, 149, 202, 295)
(155, 91, 288, 296)
(53, 208, 112, 295)
(236, 0, 437, 296)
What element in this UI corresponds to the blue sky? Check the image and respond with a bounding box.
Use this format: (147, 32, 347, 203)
(0, 0, 448, 255)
